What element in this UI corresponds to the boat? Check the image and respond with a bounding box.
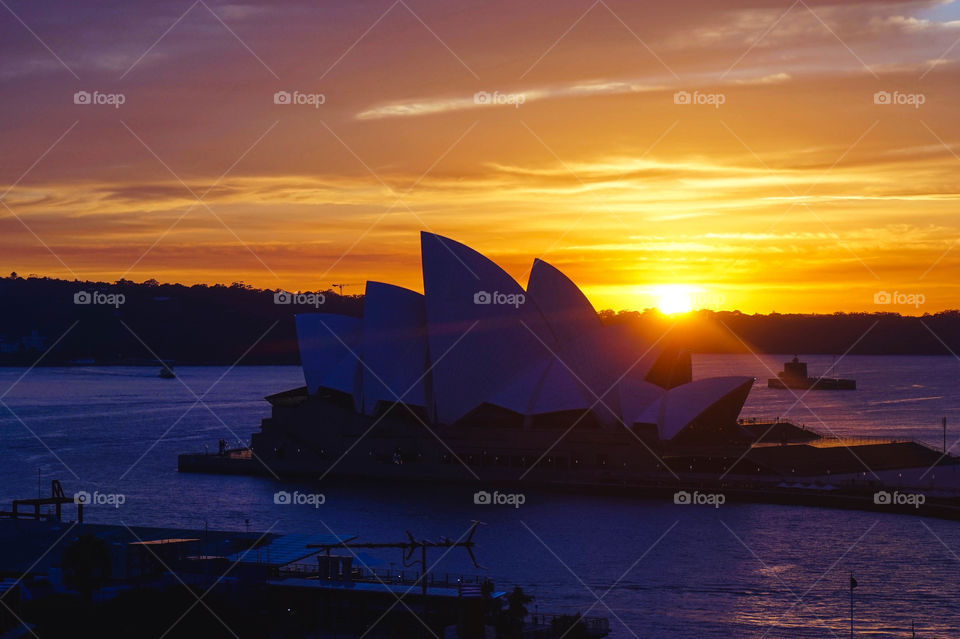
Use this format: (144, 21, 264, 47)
(768, 356, 855, 390)
(157, 360, 176, 379)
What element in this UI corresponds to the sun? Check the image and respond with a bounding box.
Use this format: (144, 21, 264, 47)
(652, 284, 694, 314)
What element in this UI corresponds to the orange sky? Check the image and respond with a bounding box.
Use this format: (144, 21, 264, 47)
(2, 0, 960, 314)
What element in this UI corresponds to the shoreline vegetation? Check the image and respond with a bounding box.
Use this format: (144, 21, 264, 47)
(2, 274, 959, 366)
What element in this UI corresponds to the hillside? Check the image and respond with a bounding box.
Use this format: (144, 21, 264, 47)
(1, 274, 958, 365)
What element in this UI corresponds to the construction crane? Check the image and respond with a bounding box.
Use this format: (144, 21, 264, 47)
(330, 283, 360, 295)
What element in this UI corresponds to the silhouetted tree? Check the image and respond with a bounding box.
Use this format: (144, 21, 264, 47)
(61, 534, 111, 600)
(505, 586, 533, 620)
(495, 586, 534, 637)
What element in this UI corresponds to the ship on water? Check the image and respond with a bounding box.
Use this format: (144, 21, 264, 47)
(157, 359, 176, 379)
(180, 233, 960, 517)
(768, 356, 856, 390)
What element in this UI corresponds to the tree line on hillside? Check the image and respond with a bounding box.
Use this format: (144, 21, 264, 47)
(600, 308, 960, 356)
(0, 274, 361, 366)
(0, 274, 958, 365)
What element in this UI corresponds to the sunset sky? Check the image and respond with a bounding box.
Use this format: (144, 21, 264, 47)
(2, 0, 960, 313)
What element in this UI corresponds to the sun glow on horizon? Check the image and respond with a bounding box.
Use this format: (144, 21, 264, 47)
(2, 1, 960, 315)
(651, 284, 696, 314)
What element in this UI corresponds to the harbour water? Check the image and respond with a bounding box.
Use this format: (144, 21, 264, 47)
(2, 355, 960, 637)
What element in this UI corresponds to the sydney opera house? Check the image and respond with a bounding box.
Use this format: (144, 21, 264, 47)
(234, 232, 767, 483)
(294, 232, 753, 442)
(178, 232, 958, 510)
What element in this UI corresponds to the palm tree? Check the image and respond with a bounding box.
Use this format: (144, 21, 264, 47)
(496, 586, 534, 638)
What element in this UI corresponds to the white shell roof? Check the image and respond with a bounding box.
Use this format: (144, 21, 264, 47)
(526, 258, 601, 344)
(617, 377, 667, 426)
(599, 323, 662, 382)
(486, 356, 596, 416)
(360, 281, 429, 414)
(637, 376, 754, 440)
(295, 314, 361, 405)
(420, 232, 557, 425)
(294, 233, 753, 440)
(525, 259, 624, 425)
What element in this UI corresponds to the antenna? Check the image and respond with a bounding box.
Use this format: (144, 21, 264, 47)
(307, 521, 487, 599)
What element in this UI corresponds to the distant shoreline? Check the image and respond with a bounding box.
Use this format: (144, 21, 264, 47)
(3, 275, 960, 364)
(1, 352, 958, 369)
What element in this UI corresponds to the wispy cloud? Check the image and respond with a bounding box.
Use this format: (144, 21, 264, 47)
(355, 79, 675, 120)
(4, 0, 960, 312)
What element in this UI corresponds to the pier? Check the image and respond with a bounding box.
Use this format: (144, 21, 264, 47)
(0, 480, 83, 523)
(178, 408, 960, 521)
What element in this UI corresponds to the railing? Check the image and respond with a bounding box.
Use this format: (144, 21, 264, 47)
(712, 474, 960, 497)
(196, 446, 253, 458)
(277, 563, 487, 589)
